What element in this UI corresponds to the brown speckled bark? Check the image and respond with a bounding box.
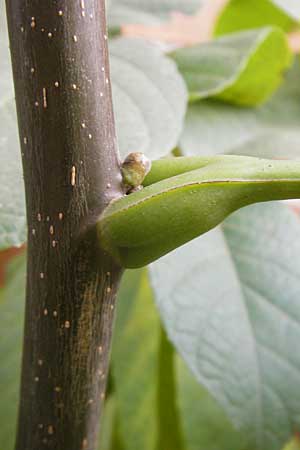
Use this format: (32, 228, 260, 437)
(5, 1, 124, 449)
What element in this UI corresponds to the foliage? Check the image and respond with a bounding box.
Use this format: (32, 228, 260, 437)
(180, 62, 300, 159)
(0, 255, 25, 450)
(171, 27, 292, 105)
(215, 0, 297, 36)
(1, 0, 300, 449)
(110, 38, 187, 159)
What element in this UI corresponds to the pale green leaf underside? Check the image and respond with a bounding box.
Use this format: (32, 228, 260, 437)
(0, 101, 26, 250)
(214, 0, 296, 36)
(171, 27, 292, 106)
(110, 38, 187, 159)
(98, 155, 300, 268)
(180, 63, 300, 159)
(150, 202, 300, 450)
(0, 0, 26, 249)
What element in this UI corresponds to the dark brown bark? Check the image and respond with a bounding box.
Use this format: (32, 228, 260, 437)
(5, 1, 124, 449)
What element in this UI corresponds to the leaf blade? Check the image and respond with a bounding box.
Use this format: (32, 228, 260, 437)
(110, 38, 187, 159)
(0, 253, 26, 450)
(171, 27, 292, 106)
(111, 269, 160, 450)
(215, 0, 296, 36)
(180, 63, 300, 159)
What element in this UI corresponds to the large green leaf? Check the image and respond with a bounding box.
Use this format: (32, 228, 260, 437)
(157, 327, 185, 450)
(214, 0, 296, 36)
(171, 27, 292, 106)
(98, 155, 300, 268)
(150, 202, 300, 450)
(0, 254, 26, 450)
(176, 356, 249, 450)
(180, 63, 300, 159)
(98, 397, 124, 450)
(108, 0, 203, 27)
(111, 269, 161, 450)
(110, 38, 187, 159)
(112, 268, 185, 450)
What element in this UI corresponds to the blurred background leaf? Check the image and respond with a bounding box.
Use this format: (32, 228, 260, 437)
(98, 396, 125, 450)
(171, 27, 292, 105)
(110, 38, 187, 160)
(111, 269, 160, 450)
(0, 0, 26, 250)
(111, 269, 185, 450)
(0, 253, 25, 450)
(215, 0, 297, 36)
(180, 62, 300, 159)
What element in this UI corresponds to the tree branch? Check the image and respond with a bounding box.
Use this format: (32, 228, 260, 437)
(5, 1, 123, 449)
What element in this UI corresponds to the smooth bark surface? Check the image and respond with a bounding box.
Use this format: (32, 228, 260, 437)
(5, 1, 123, 449)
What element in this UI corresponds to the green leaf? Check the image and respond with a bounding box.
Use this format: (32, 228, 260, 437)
(98, 397, 116, 450)
(0, 253, 26, 450)
(98, 397, 125, 450)
(110, 38, 187, 159)
(112, 269, 185, 450)
(98, 155, 300, 268)
(176, 356, 248, 450)
(111, 269, 161, 450)
(108, 0, 203, 27)
(180, 63, 300, 159)
(170, 27, 292, 106)
(157, 327, 185, 450)
(150, 202, 300, 450)
(214, 0, 296, 36)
